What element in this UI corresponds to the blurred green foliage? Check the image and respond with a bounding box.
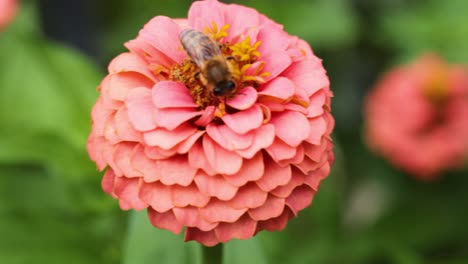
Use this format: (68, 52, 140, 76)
(0, 0, 467, 264)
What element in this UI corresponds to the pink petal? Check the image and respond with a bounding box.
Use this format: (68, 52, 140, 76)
(306, 116, 327, 145)
(307, 90, 326, 118)
(235, 124, 275, 159)
(285, 185, 316, 215)
(194, 171, 238, 201)
(188, 0, 225, 32)
(271, 168, 305, 198)
(114, 143, 141, 178)
(124, 38, 175, 69)
(223, 152, 264, 186)
(144, 123, 197, 149)
(304, 161, 331, 191)
(222, 104, 263, 134)
(277, 144, 305, 167)
(199, 199, 247, 223)
(215, 215, 257, 243)
(139, 182, 173, 213)
(102, 169, 116, 196)
(257, 23, 290, 55)
(203, 136, 243, 175)
(139, 16, 186, 63)
(282, 58, 329, 97)
(108, 52, 156, 81)
(152, 81, 198, 108)
(104, 72, 154, 102)
(114, 108, 142, 142)
(176, 130, 205, 154)
(130, 145, 161, 182)
(206, 124, 254, 151)
(157, 155, 197, 186)
(171, 184, 210, 208)
(90, 98, 114, 137)
(262, 51, 292, 81)
(265, 138, 297, 162)
(153, 107, 201, 130)
(144, 145, 176, 160)
(294, 156, 321, 175)
(113, 177, 147, 210)
(226, 182, 268, 209)
(271, 111, 310, 147)
(223, 3, 260, 40)
(257, 207, 293, 232)
(173, 207, 218, 231)
(188, 140, 217, 175)
(256, 159, 292, 192)
(303, 141, 327, 162)
(148, 208, 183, 234)
(248, 195, 285, 221)
(195, 106, 216, 127)
(226, 86, 258, 110)
(258, 77, 295, 100)
(125, 87, 157, 132)
(87, 136, 108, 170)
(185, 228, 219, 247)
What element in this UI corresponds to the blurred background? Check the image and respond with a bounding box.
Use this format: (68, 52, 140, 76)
(1, 0, 467, 263)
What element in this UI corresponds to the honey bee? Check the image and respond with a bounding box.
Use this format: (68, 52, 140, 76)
(180, 29, 236, 97)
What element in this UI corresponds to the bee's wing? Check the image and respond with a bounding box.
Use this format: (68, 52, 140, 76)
(180, 29, 221, 69)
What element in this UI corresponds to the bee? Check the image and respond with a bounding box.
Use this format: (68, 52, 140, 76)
(179, 29, 236, 97)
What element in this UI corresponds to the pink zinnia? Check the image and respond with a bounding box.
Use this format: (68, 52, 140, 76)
(365, 54, 468, 179)
(0, 0, 17, 31)
(87, 0, 334, 246)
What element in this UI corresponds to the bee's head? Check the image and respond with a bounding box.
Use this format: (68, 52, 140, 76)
(214, 80, 236, 96)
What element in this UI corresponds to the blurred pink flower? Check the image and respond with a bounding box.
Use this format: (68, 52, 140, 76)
(0, 0, 17, 31)
(87, 0, 334, 246)
(365, 54, 468, 179)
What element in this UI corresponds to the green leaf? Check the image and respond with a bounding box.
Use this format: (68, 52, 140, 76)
(123, 210, 202, 264)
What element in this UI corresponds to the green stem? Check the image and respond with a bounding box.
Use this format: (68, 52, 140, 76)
(202, 244, 223, 264)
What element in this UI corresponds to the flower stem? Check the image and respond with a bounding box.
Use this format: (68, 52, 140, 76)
(202, 244, 223, 264)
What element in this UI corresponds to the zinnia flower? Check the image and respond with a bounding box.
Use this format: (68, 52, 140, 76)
(365, 54, 468, 179)
(87, 0, 334, 246)
(0, 0, 17, 31)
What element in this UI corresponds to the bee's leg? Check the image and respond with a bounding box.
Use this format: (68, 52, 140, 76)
(226, 56, 236, 61)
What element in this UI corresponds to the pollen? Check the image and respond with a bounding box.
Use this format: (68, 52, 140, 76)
(170, 23, 269, 113)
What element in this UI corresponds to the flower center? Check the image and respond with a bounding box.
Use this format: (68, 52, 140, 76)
(423, 66, 450, 107)
(170, 23, 269, 113)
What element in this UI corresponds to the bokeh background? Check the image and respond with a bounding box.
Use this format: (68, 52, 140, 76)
(1, 0, 467, 263)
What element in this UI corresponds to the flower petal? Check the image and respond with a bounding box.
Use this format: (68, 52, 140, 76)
(223, 152, 264, 186)
(306, 116, 327, 145)
(226, 86, 258, 110)
(139, 182, 173, 213)
(158, 155, 197, 186)
(152, 81, 198, 108)
(153, 107, 201, 130)
(113, 177, 147, 210)
(248, 195, 285, 221)
(148, 208, 183, 234)
(285, 185, 316, 215)
(194, 171, 238, 201)
(206, 124, 254, 151)
(125, 87, 157, 132)
(282, 57, 329, 97)
(270, 110, 310, 147)
(144, 123, 197, 149)
(138, 16, 186, 63)
(188, 0, 225, 32)
(223, 3, 260, 40)
(215, 215, 257, 243)
(235, 124, 275, 159)
(256, 159, 292, 192)
(222, 104, 263, 134)
(262, 51, 292, 81)
(265, 138, 297, 162)
(171, 184, 210, 208)
(173, 207, 218, 231)
(258, 77, 295, 100)
(185, 228, 219, 247)
(203, 136, 243, 175)
(226, 182, 267, 209)
(199, 199, 247, 223)
(257, 207, 293, 232)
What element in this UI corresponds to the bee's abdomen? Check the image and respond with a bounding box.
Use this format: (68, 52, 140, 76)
(179, 29, 221, 66)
